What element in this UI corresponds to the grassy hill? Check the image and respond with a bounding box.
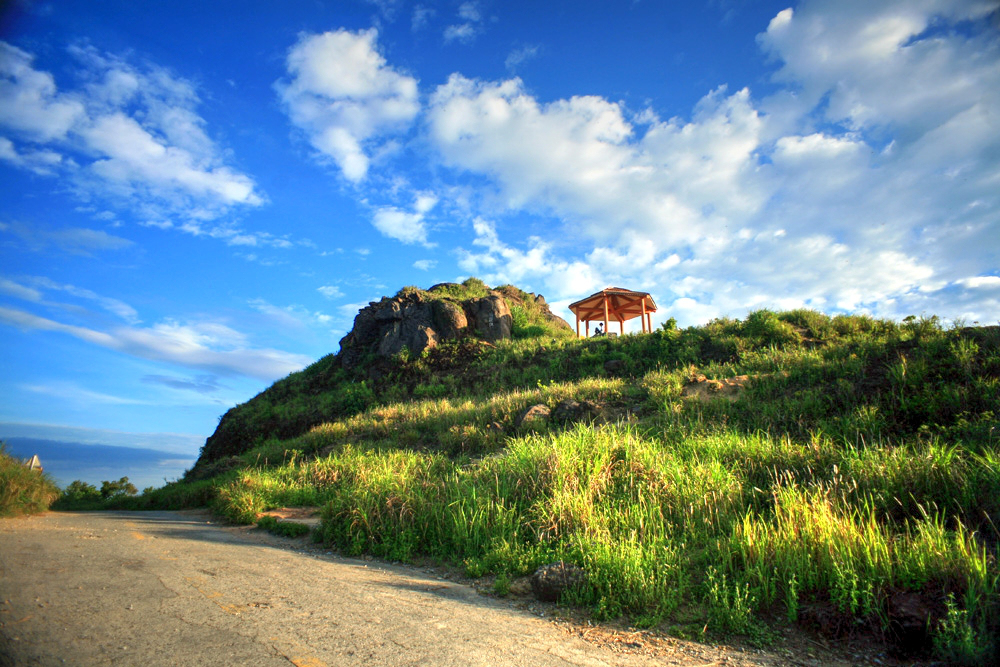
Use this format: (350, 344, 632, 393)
(121, 282, 998, 663)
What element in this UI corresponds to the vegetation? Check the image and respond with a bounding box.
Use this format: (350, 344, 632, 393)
(122, 297, 1000, 661)
(196, 279, 573, 463)
(53, 476, 140, 510)
(256, 515, 312, 538)
(0, 443, 60, 516)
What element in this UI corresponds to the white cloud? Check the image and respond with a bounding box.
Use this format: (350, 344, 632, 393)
(757, 0, 1000, 138)
(0, 278, 43, 302)
(249, 298, 335, 333)
(957, 276, 1000, 290)
(317, 285, 344, 299)
(412, 5, 435, 31)
(23, 276, 141, 324)
(0, 42, 84, 141)
(371, 192, 438, 245)
(413, 259, 436, 271)
(505, 45, 539, 71)
(80, 112, 260, 208)
(429, 76, 765, 247)
(277, 28, 419, 182)
(372, 207, 429, 245)
(444, 2, 484, 44)
(0, 42, 264, 222)
(444, 23, 478, 44)
(0, 305, 310, 380)
(23, 381, 150, 406)
(457, 218, 602, 298)
(0, 221, 133, 255)
(363, 0, 405, 20)
(0, 136, 64, 174)
(422, 1, 1000, 326)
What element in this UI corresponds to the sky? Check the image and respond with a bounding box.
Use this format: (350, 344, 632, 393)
(1, 0, 998, 488)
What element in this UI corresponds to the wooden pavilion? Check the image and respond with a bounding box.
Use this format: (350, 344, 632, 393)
(568, 287, 657, 338)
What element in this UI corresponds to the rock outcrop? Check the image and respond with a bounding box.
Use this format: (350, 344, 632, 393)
(337, 284, 563, 370)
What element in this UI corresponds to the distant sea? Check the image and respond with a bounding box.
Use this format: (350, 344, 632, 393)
(3, 437, 195, 491)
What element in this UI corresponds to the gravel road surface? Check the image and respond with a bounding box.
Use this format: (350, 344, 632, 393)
(0, 511, 854, 666)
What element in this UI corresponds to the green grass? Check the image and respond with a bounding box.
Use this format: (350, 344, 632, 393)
(0, 443, 60, 516)
(256, 515, 313, 538)
(125, 306, 1000, 661)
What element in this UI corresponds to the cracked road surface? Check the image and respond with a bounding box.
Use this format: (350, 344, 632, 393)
(1, 511, 785, 667)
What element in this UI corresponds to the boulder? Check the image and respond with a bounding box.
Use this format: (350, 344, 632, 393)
(432, 299, 468, 339)
(530, 561, 586, 602)
(552, 399, 600, 423)
(516, 404, 551, 427)
(507, 577, 533, 598)
(468, 294, 512, 342)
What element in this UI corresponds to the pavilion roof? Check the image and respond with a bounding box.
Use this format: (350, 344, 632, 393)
(568, 287, 657, 323)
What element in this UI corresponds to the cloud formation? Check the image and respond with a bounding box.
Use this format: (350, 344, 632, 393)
(426, 0, 1000, 324)
(0, 221, 133, 256)
(0, 305, 310, 381)
(277, 29, 419, 182)
(371, 193, 437, 245)
(0, 42, 263, 221)
(444, 2, 484, 44)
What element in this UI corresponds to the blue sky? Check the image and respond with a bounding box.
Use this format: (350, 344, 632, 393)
(1, 0, 998, 488)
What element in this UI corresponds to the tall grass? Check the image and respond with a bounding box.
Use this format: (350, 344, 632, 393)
(0, 443, 60, 516)
(141, 309, 1000, 660)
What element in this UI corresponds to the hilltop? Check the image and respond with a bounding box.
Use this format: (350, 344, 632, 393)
(114, 279, 998, 663)
(193, 278, 572, 468)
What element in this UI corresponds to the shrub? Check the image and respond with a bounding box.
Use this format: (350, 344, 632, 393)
(100, 476, 138, 499)
(742, 309, 801, 347)
(0, 443, 60, 516)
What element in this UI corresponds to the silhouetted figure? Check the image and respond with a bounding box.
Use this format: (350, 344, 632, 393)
(594, 324, 604, 337)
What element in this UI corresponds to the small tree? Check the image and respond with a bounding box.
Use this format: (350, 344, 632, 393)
(62, 480, 101, 502)
(100, 477, 138, 499)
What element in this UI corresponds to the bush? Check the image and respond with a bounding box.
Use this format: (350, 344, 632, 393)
(101, 476, 138, 499)
(0, 443, 60, 516)
(742, 309, 801, 347)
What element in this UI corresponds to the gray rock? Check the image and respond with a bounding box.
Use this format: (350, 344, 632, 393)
(516, 404, 550, 427)
(507, 577, 533, 598)
(552, 399, 600, 423)
(432, 299, 468, 339)
(376, 304, 439, 358)
(530, 562, 586, 602)
(468, 294, 512, 342)
(337, 283, 580, 370)
(374, 301, 404, 321)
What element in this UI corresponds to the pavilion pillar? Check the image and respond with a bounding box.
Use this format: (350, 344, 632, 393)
(640, 299, 647, 333)
(603, 298, 609, 335)
(575, 314, 580, 338)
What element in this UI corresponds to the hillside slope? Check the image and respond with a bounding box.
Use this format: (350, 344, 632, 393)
(194, 279, 571, 468)
(137, 284, 998, 663)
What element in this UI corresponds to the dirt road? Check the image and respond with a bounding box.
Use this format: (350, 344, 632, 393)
(0, 511, 852, 666)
